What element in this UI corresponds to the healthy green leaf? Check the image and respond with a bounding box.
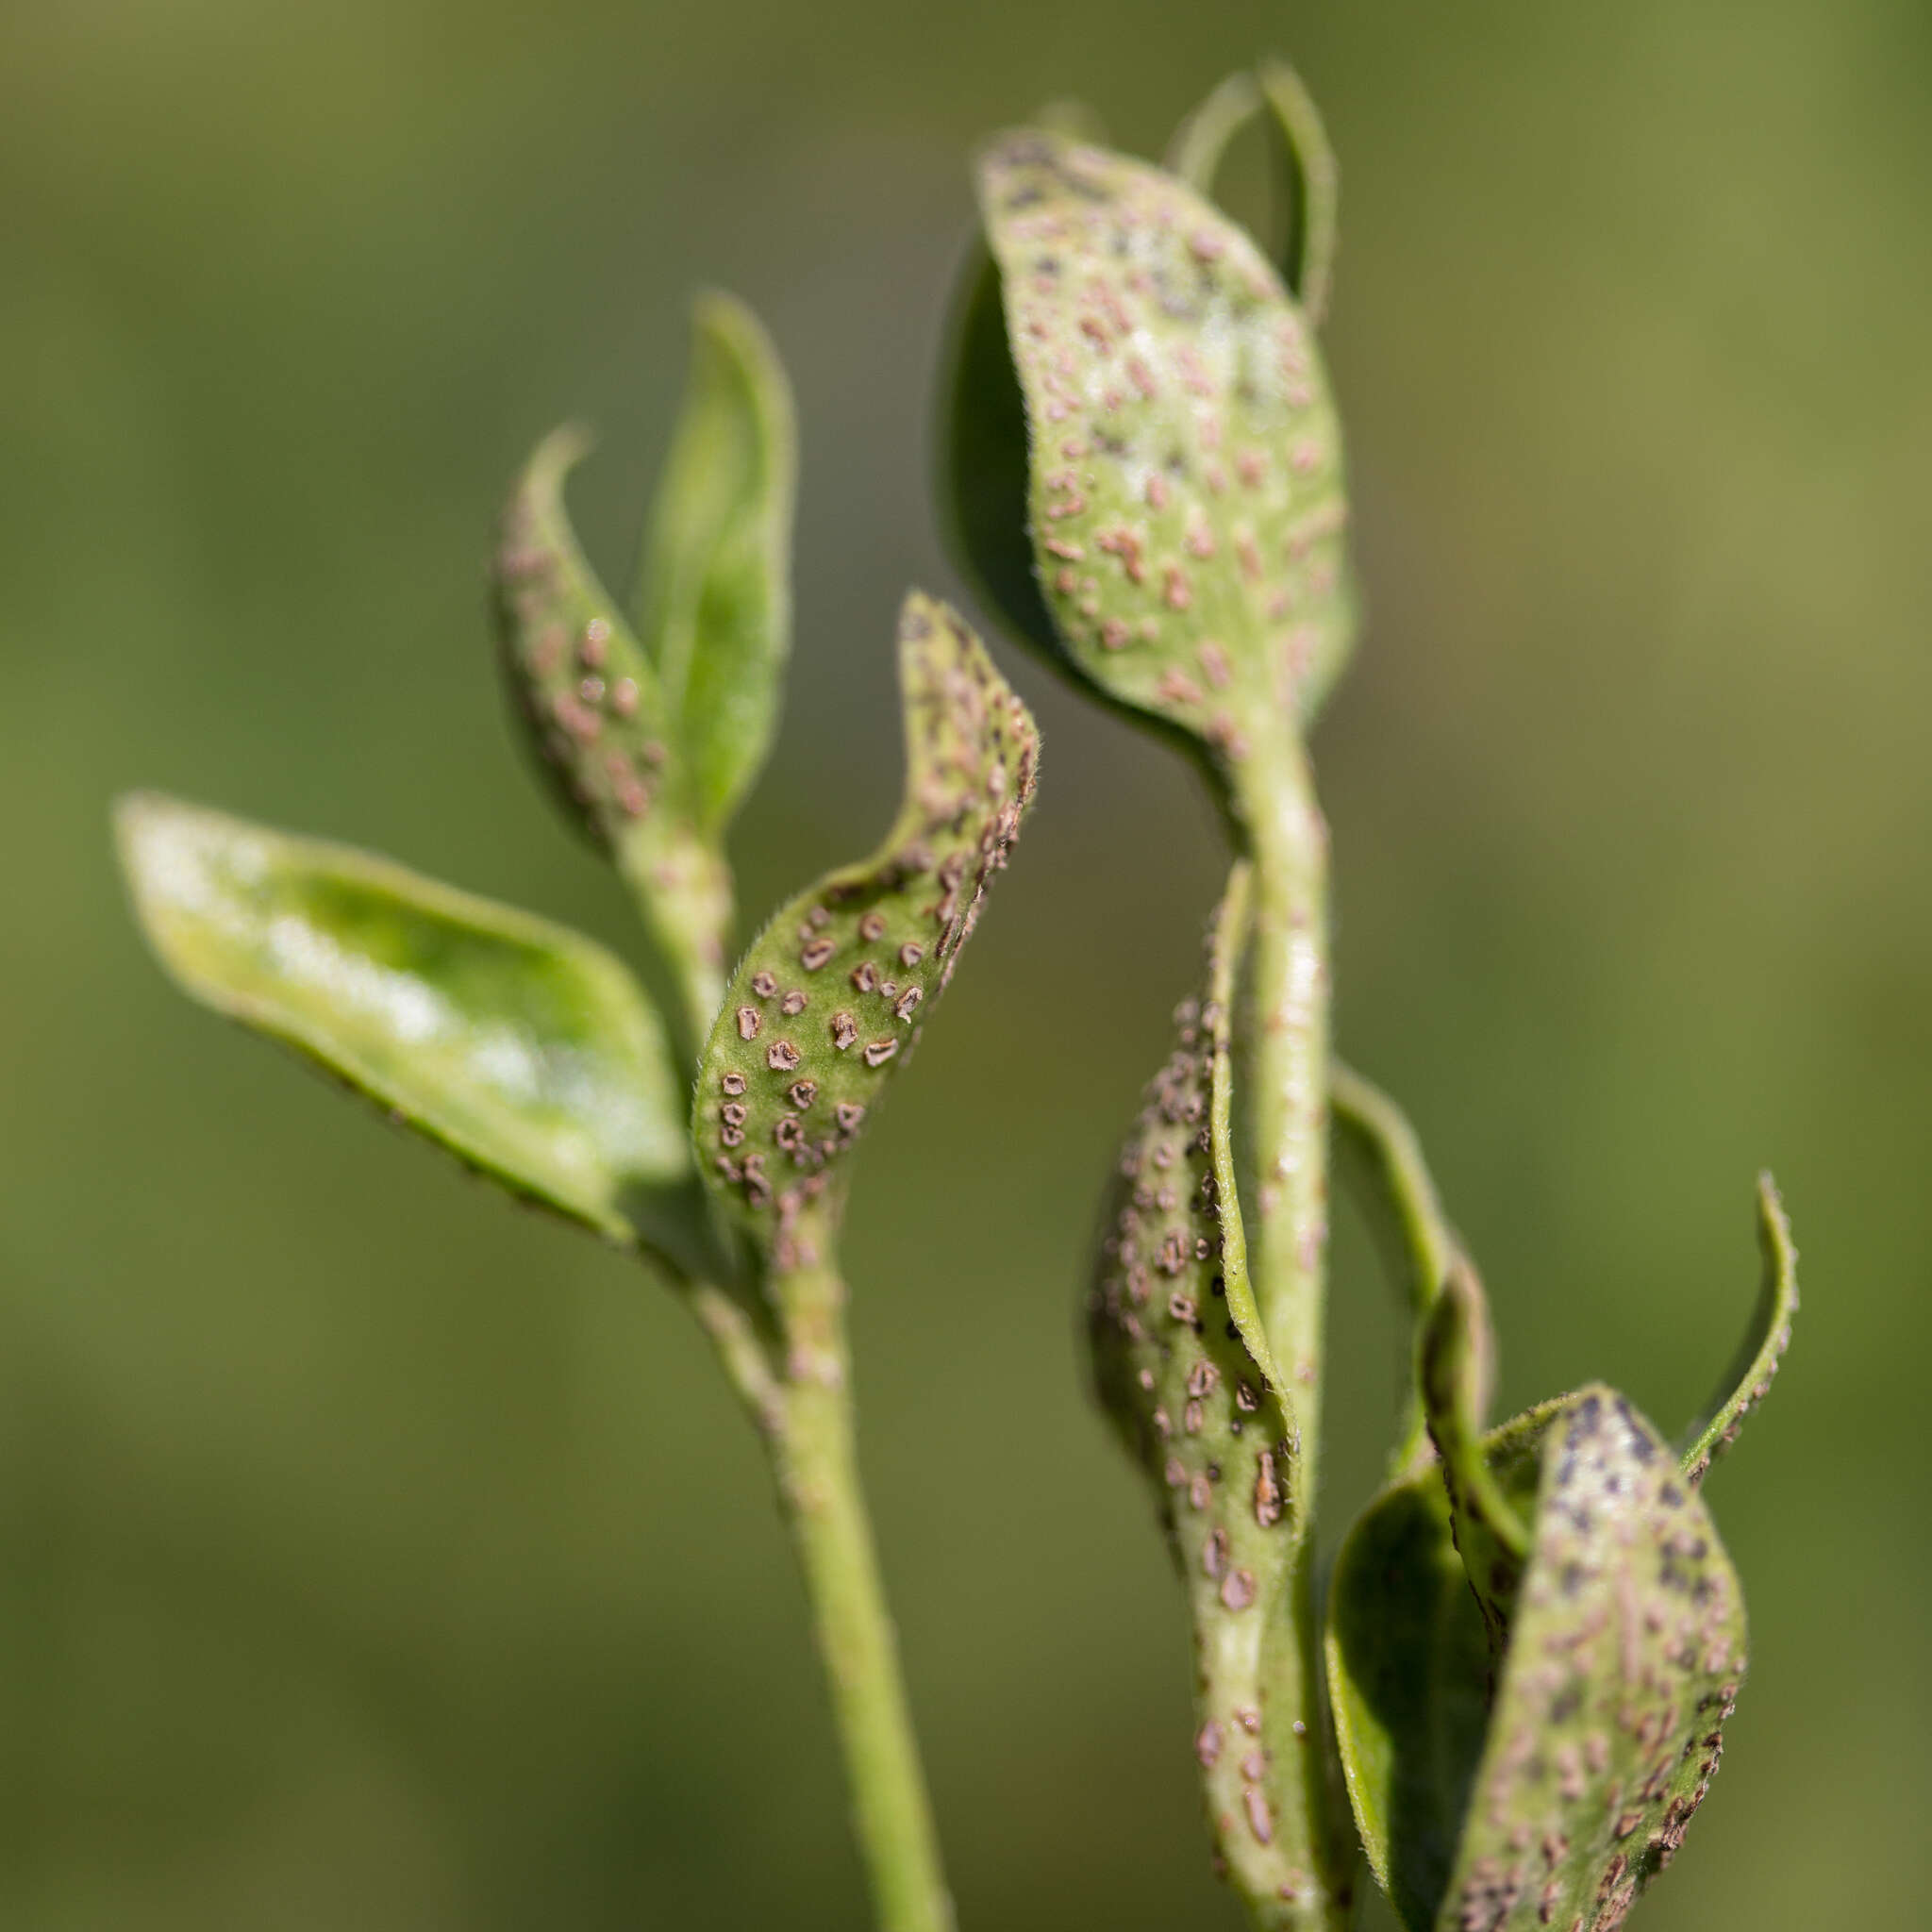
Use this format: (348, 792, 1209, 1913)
(632, 291, 796, 834)
(492, 424, 732, 1032)
(1089, 866, 1342, 1917)
(969, 129, 1357, 765)
(1329, 1390, 1748, 1932)
(1679, 1173, 1798, 1485)
(692, 592, 1038, 1260)
(1166, 59, 1340, 327)
(115, 793, 704, 1261)
(1325, 1472, 1492, 1930)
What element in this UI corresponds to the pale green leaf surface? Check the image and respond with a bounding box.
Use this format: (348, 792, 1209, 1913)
(1421, 1260, 1527, 1569)
(1680, 1173, 1799, 1484)
(633, 291, 796, 834)
(972, 131, 1356, 763)
(692, 592, 1037, 1253)
(115, 793, 695, 1253)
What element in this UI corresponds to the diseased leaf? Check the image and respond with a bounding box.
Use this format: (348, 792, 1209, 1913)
(1330, 1388, 1748, 1932)
(115, 793, 705, 1261)
(1438, 1390, 1747, 1932)
(492, 425, 732, 1030)
(971, 130, 1357, 760)
(1679, 1173, 1798, 1485)
(692, 592, 1037, 1258)
(1088, 866, 1344, 1918)
(633, 291, 796, 834)
(1325, 1474, 1492, 1930)
(1167, 59, 1340, 326)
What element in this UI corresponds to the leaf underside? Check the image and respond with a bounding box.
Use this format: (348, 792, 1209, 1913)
(1329, 1390, 1747, 1932)
(972, 130, 1356, 761)
(691, 592, 1038, 1255)
(1088, 866, 1329, 1907)
(115, 793, 694, 1253)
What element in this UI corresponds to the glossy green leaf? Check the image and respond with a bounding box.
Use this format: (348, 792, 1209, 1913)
(692, 592, 1038, 1258)
(970, 129, 1357, 766)
(1167, 59, 1340, 327)
(1089, 866, 1347, 1919)
(1680, 1173, 1799, 1485)
(492, 425, 732, 1032)
(1329, 1390, 1748, 1932)
(632, 291, 796, 834)
(115, 793, 703, 1259)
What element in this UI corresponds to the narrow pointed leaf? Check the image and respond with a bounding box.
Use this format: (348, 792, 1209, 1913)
(1680, 1173, 1799, 1485)
(970, 130, 1357, 758)
(1090, 866, 1341, 1915)
(492, 426, 732, 1028)
(1167, 61, 1340, 327)
(1329, 1060, 1457, 1474)
(633, 291, 796, 834)
(693, 592, 1037, 1253)
(115, 793, 699, 1256)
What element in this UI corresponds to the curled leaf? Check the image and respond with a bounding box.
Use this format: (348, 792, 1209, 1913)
(115, 794, 706, 1264)
(1166, 59, 1340, 326)
(1329, 1390, 1748, 1932)
(1421, 1259, 1527, 1574)
(492, 425, 732, 1031)
(969, 129, 1357, 759)
(692, 592, 1037, 1261)
(632, 291, 796, 835)
(1089, 867, 1341, 1915)
(1329, 1060, 1457, 1474)
(1679, 1173, 1798, 1485)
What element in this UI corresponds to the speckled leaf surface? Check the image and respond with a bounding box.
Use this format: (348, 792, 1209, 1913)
(115, 793, 695, 1254)
(632, 291, 795, 834)
(1439, 1390, 1746, 1932)
(1088, 868, 1336, 1920)
(494, 423, 692, 855)
(1680, 1174, 1798, 1485)
(1330, 1390, 1748, 1932)
(973, 131, 1356, 760)
(692, 592, 1037, 1258)
(1325, 1473, 1492, 1930)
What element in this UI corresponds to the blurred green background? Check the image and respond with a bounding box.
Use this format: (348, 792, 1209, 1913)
(4, 1, 1928, 1925)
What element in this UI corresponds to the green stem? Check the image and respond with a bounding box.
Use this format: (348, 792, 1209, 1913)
(766, 1235, 955, 1932)
(1230, 726, 1351, 1932)
(616, 818, 732, 1058)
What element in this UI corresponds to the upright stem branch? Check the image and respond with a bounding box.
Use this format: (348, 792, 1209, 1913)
(1232, 724, 1351, 1931)
(767, 1236, 955, 1932)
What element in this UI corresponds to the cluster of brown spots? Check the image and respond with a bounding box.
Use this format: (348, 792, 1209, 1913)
(493, 481, 681, 844)
(1442, 1388, 1747, 1931)
(697, 595, 1039, 1239)
(977, 133, 1354, 747)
